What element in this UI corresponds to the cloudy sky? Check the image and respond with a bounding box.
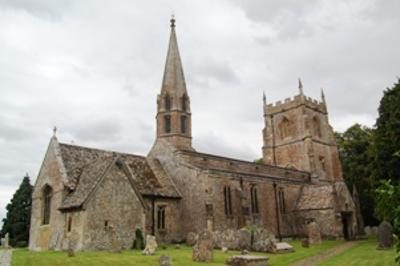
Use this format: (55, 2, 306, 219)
(0, 0, 399, 224)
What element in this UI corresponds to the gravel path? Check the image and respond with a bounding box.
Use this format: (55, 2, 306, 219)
(291, 241, 358, 266)
(0, 250, 12, 266)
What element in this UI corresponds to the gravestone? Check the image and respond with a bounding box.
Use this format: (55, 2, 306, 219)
(273, 242, 294, 254)
(377, 221, 393, 250)
(143, 235, 158, 255)
(222, 246, 228, 253)
(238, 229, 251, 251)
(4, 233, 9, 249)
(252, 228, 276, 252)
(159, 255, 171, 266)
(307, 221, 322, 245)
(110, 227, 122, 253)
(192, 230, 214, 262)
(364, 226, 372, 236)
(226, 255, 269, 266)
(301, 238, 310, 248)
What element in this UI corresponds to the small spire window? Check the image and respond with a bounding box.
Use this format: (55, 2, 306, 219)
(181, 96, 187, 111)
(164, 115, 171, 133)
(180, 116, 187, 134)
(165, 94, 172, 111)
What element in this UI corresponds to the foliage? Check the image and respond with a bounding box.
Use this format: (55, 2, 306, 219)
(1, 175, 33, 247)
(134, 228, 144, 250)
(373, 79, 400, 181)
(375, 179, 400, 264)
(253, 158, 264, 164)
(12, 240, 346, 266)
(335, 124, 378, 225)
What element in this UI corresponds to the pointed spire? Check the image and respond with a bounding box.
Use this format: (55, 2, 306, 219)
(161, 15, 187, 96)
(298, 78, 304, 95)
(321, 88, 326, 103)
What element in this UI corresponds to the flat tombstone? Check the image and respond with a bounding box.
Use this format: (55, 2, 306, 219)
(377, 221, 393, 250)
(159, 255, 171, 266)
(307, 222, 322, 245)
(143, 235, 158, 255)
(226, 255, 269, 266)
(192, 230, 214, 262)
(273, 242, 294, 254)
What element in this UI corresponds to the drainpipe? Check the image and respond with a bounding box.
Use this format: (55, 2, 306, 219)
(273, 182, 281, 241)
(151, 197, 155, 235)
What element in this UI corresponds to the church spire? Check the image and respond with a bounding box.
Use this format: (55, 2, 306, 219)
(161, 15, 187, 96)
(155, 16, 193, 151)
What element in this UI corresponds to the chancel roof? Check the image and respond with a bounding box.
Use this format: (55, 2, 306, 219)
(58, 143, 181, 210)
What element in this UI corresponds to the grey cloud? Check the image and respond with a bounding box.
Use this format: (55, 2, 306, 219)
(0, 0, 73, 20)
(70, 119, 121, 142)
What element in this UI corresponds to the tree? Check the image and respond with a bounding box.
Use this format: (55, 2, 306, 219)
(1, 174, 33, 247)
(336, 124, 378, 225)
(374, 79, 400, 181)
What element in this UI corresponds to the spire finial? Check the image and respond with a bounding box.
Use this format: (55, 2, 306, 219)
(298, 78, 304, 95)
(321, 88, 326, 103)
(170, 14, 176, 28)
(53, 126, 57, 137)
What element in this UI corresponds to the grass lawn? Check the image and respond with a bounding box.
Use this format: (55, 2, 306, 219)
(12, 238, 396, 266)
(319, 238, 396, 266)
(12, 240, 344, 266)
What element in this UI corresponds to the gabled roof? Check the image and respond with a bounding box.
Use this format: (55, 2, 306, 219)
(58, 143, 180, 210)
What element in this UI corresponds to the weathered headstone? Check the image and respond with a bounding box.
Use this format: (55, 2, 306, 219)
(377, 221, 393, 250)
(186, 232, 198, 246)
(159, 255, 171, 266)
(192, 230, 214, 262)
(110, 227, 122, 253)
(241, 249, 250, 255)
(175, 244, 180, 249)
(143, 235, 158, 255)
(226, 255, 269, 266)
(4, 233, 9, 249)
(238, 229, 251, 251)
(222, 246, 228, 253)
(372, 226, 378, 235)
(364, 226, 372, 236)
(252, 228, 276, 252)
(307, 221, 322, 245)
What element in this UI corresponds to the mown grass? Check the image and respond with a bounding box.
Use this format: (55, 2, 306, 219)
(12, 239, 380, 266)
(318, 238, 396, 266)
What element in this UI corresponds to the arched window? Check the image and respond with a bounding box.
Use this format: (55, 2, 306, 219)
(165, 94, 172, 111)
(67, 216, 72, 232)
(250, 186, 259, 214)
(180, 116, 187, 134)
(42, 185, 52, 225)
(157, 205, 166, 230)
(278, 188, 286, 214)
(181, 95, 187, 111)
(164, 115, 171, 133)
(313, 116, 322, 138)
(223, 186, 232, 216)
(279, 117, 292, 139)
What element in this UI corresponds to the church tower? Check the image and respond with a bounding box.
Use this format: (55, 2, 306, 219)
(262, 80, 343, 183)
(156, 17, 193, 150)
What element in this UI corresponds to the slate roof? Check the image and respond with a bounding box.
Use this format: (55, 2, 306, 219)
(58, 143, 180, 210)
(294, 185, 335, 211)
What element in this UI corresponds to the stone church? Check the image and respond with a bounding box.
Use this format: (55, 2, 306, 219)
(29, 18, 362, 251)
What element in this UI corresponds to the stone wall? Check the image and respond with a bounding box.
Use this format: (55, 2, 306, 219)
(81, 163, 146, 250)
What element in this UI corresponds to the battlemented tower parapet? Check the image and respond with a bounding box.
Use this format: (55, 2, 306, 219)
(262, 82, 342, 183)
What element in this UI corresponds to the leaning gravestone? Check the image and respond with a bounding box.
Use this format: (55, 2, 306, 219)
(192, 230, 214, 262)
(143, 235, 158, 255)
(377, 221, 393, 250)
(307, 221, 322, 245)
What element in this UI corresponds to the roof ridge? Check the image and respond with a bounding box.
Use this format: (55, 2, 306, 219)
(59, 142, 146, 158)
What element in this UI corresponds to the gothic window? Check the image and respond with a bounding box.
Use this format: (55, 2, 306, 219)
(67, 216, 72, 232)
(157, 205, 166, 230)
(223, 186, 232, 216)
(42, 185, 52, 225)
(278, 188, 286, 214)
(165, 94, 172, 111)
(250, 186, 259, 214)
(313, 116, 322, 138)
(279, 117, 293, 139)
(164, 115, 171, 133)
(181, 95, 187, 111)
(180, 116, 187, 134)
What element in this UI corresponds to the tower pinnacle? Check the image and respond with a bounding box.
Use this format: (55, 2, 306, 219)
(298, 78, 304, 95)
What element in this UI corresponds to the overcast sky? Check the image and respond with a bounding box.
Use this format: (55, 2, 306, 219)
(0, 0, 399, 224)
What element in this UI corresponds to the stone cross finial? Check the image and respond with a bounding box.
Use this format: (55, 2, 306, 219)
(170, 14, 176, 28)
(298, 78, 304, 95)
(53, 126, 57, 137)
(263, 91, 266, 106)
